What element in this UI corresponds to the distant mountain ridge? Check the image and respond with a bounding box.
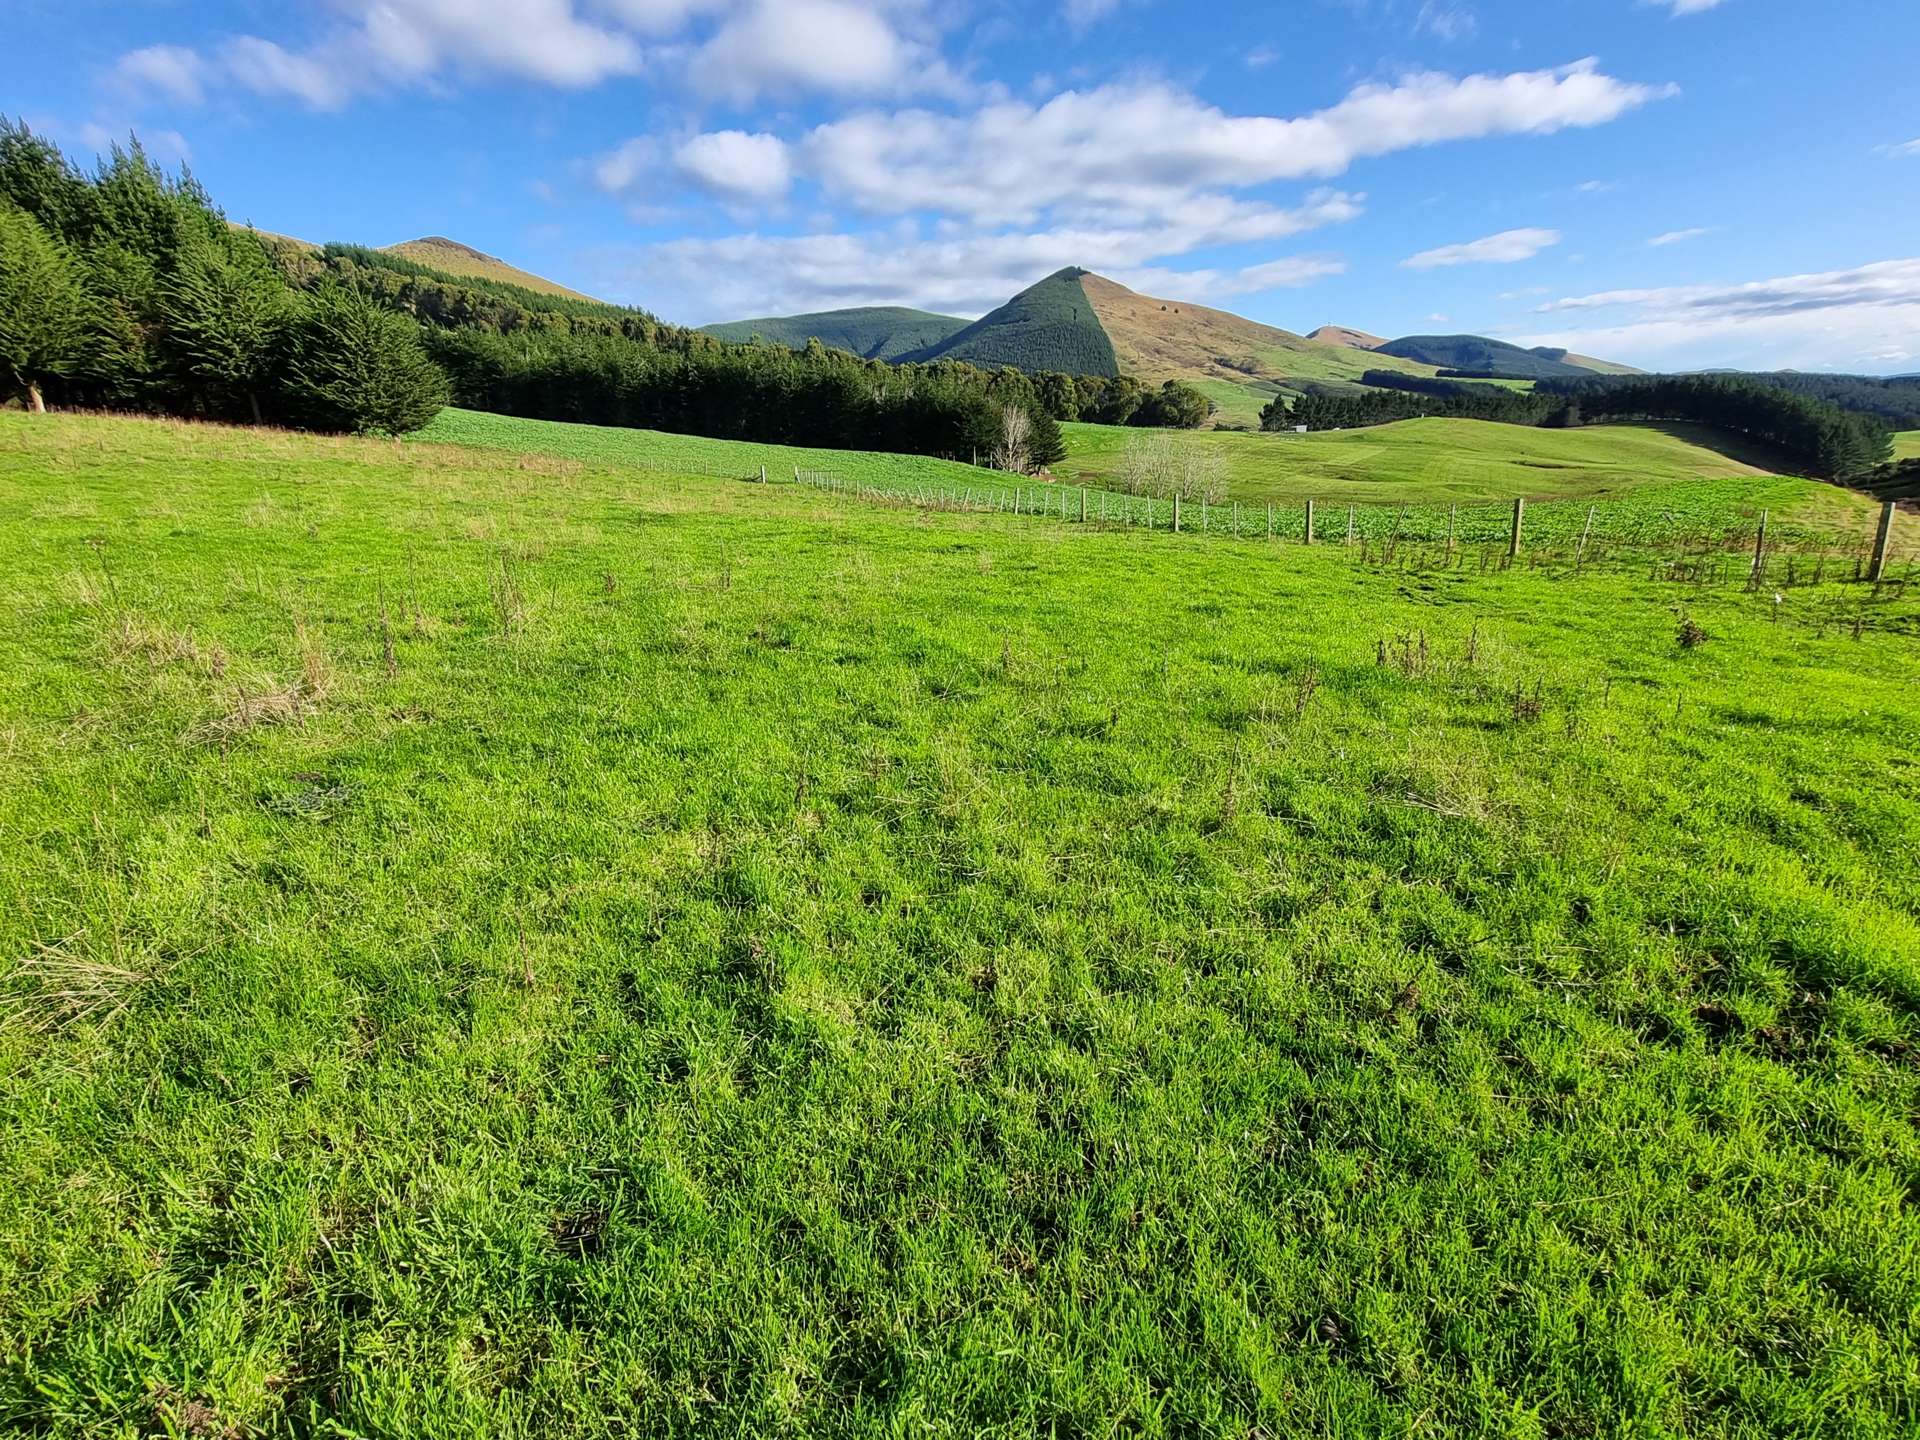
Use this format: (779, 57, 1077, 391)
(1307, 325, 1387, 350)
(696, 273, 1642, 423)
(701, 306, 968, 360)
(1373, 334, 1602, 380)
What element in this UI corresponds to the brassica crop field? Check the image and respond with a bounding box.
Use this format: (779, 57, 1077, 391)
(3, 413, 1917, 1438)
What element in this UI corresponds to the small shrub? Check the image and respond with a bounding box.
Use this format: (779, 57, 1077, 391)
(1676, 616, 1708, 649)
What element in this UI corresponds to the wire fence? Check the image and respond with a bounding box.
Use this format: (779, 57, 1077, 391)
(777, 465, 1913, 587)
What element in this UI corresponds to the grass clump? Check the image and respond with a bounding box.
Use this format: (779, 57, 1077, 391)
(1, 411, 1917, 1437)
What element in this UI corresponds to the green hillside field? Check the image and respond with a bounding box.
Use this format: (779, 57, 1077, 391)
(1054, 416, 1879, 529)
(904, 268, 1119, 376)
(1894, 430, 1920, 460)
(422, 409, 1880, 549)
(699, 307, 969, 362)
(3, 411, 1918, 1436)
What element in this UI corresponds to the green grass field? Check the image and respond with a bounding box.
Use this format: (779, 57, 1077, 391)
(424, 409, 1883, 551)
(418, 407, 995, 488)
(4, 413, 1918, 1437)
(1894, 430, 1919, 460)
(1057, 418, 1885, 535)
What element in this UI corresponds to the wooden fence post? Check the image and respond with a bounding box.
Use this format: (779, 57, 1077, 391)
(1508, 498, 1525, 561)
(1232, 501, 1239, 537)
(1869, 500, 1895, 582)
(1080, 487, 1087, 524)
(1576, 504, 1595, 567)
(1304, 498, 1315, 545)
(1751, 509, 1768, 580)
(1173, 494, 1182, 532)
(1346, 504, 1355, 546)
(1446, 504, 1456, 556)
(1266, 503, 1274, 540)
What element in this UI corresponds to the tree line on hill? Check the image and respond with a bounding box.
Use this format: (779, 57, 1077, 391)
(1263, 371, 1892, 480)
(0, 121, 1208, 467)
(0, 123, 447, 434)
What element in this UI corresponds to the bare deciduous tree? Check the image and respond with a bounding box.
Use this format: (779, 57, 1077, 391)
(1116, 433, 1226, 503)
(992, 403, 1032, 475)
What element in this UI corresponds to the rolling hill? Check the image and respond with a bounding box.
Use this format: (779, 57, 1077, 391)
(694, 272, 1643, 424)
(1307, 324, 1388, 350)
(700, 306, 968, 360)
(1074, 274, 1443, 422)
(383, 236, 598, 301)
(899, 267, 1121, 375)
(1373, 334, 1602, 379)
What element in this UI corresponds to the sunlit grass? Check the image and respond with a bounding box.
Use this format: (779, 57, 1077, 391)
(2, 412, 1916, 1438)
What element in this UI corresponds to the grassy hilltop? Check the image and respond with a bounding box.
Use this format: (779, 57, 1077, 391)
(2, 411, 1916, 1437)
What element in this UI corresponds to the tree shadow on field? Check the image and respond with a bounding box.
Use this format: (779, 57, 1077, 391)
(1624, 420, 1804, 476)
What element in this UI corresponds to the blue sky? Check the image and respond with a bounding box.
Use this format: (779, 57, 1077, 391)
(7, 0, 1919, 370)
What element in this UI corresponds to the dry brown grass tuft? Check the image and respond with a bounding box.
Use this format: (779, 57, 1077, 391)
(183, 620, 332, 744)
(3, 934, 150, 1034)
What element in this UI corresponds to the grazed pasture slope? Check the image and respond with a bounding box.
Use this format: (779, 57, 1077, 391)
(1057, 416, 1878, 522)
(2, 413, 1917, 1438)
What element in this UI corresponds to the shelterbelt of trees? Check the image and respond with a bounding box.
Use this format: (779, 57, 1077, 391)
(1264, 371, 1895, 482)
(0, 121, 1208, 468)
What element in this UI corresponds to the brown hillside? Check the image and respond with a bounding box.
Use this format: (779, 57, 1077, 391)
(1307, 325, 1386, 350)
(1076, 273, 1440, 425)
(385, 237, 599, 302)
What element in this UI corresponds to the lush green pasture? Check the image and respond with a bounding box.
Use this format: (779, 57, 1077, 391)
(425, 408, 1885, 551)
(1894, 430, 1919, 460)
(1057, 416, 1850, 513)
(4, 414, 1919, 1438)
(419, 406, 994, 488)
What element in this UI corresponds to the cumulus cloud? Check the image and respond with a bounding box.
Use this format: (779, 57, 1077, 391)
(785, 61, 1664, 227)
(1403, 227, 1560, 269)
(1647, 226, 1714, 246)
(140, 0, 948, 110)
(589, 214, 1352, 323)
(687, 0, 945, 101)
(1113, 256, 1348, 302)
(111, 45, 207, 106)
(1514, 257, 1920, 370)
(673, 130, 792, 200)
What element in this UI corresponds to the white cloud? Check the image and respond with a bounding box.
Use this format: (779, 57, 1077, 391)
(1575, 178, 1614, 193)
(1660, 0, 1728, 13)
(1881, 139, 1920, 158)
(222, 37, 358, 110)
(123, 0, 653, 111)
(1515, 257, 1920, 370)
(1415, 3, 1477, 41)
(1647, 226, 1714, 246)
(687, 0, 955, 102)
(111, 45, 207, 106)
(594, 138, 659, 193)
(1403, 227, 1560, 269)
(673, 130, 792, 200)
(794, 61, 1664, 227)
(1113, 256, 1348, 301)
(590, 215, 1352, 323)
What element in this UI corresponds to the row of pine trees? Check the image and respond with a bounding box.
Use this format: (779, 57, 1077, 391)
(0, 120, 1210, 466)
(1262, 367, 1893, 481)
(0, 123, 447, 434)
